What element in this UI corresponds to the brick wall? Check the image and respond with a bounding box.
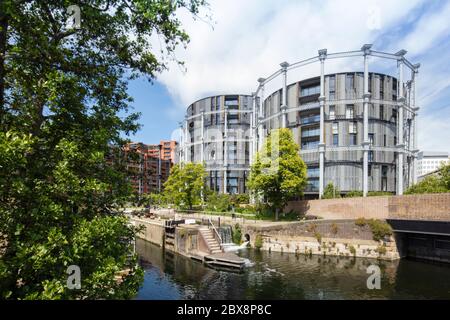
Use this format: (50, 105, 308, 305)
(285, 193, 450, 221)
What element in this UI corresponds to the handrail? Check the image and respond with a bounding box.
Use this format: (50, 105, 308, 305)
(208, 217, 223, 248)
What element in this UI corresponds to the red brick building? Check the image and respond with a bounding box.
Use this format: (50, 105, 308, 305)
(108, 142, 172, 195)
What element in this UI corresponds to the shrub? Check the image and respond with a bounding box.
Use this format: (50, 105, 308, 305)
(306, 223, 317, 233)
(376, 245, 387, 255)
(331, 223, 339, 235)
(355, 217, 367, 227)
(368, 219, 392, 242)
(254, 234, 263, 250)
(205, 192, 230, 212)
(349, 245, 356, 256)
(345, 190, 363, 198)
(354, 218, 392, 241)
(314, 232, 322, 243)
(231, 194, 250, 205)
(323, 182, 341, 199)
(232, 223, 242, 244)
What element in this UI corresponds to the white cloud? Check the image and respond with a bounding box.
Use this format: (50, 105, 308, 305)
(153, 0, 450, 151)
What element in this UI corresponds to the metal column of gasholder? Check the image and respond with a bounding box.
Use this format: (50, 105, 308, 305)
(362, 44, 372, 197)
(223, 105, 228, 194)
(250, 92, 256, 165)
(280, 61, 289, 128)
(257, 78, 265, 152)
(412, 63, 420, 185)
(201, 111, 205, 163)
(184, 117, 188, 163)
(318, 49, 327, 199)
(396, 50, 407, 195)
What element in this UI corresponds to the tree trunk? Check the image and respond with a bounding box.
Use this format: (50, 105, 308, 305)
(275, 207, 279, 221)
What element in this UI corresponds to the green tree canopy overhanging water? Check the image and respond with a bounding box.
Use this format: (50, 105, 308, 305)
(0, 0, 207, 299)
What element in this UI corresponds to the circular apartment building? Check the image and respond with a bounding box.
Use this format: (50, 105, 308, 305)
(180, 45, 420, 198)
(179, 94, 253, 194)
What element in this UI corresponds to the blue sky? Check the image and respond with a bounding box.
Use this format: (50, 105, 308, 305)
(126, 79, 179, 145)
(124, 0, 450, 151)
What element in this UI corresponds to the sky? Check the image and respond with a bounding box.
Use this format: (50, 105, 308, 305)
(125, 0, 450, 152)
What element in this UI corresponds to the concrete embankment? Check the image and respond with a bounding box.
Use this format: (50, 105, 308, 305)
(241, 219, 401, 260)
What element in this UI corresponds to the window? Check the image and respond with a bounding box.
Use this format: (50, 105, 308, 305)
(345, 74, 354, 98)
(379, 105, 384, 120)
(368, 164, 372, 177)
(368, 151, 374, 162)
(349, 134, 357, 146)
(301, 114, 320, 124)
(329, 76, 335, 100)
(332, 123, 339, 146)
(383, 134, 387, 147)
(392, 108, 397, 122)
(381, 165, 388, 191)
(368, 74, 372, 93)
(307, 167, 320, 178)
(394, 136, 397, 146)
(301, 127, 320, 138)
(333, 134, 339, 146)
(332, 122, 338, 134)
(369, 133, 374, 146)
(346, 105, 354, 119)
(329, 106, 335, 120)
(300, 84, 320, 97)
(346, 74, 354, 90)
(392, 79, 397, 101)
(348, 121, 357, 134)
(301, 140, 320, 150)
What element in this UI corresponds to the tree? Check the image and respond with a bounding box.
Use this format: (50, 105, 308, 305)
(0, 0, 207, 299)
(248, 128, 307, 220)
(323, 182, 341, 199)
(163, 163, 207, 210)
(405, 163, 450, 194)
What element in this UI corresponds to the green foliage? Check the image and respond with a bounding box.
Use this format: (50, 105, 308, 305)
(355, 217, 367, 227)
(314, 232, 322, 243)
(376, 245, 387, 255)
(349, 245, 356, 256)
(368, 220, 393, 242)
(354, 218, 392, 241)
(163, 163, 207, 210)
(205, 192, 230, 212)
(232, 224, 242, 245)
(248, 128, 307, 220)
(322, 182, 341, 199)
(405, 164, 450, 194)
(0, 0, 206, 299)
(345, 190, 363, 198)
(254, 234, 263, 250)
(331, 223, 339, 235)
(230, 194, 250, 205)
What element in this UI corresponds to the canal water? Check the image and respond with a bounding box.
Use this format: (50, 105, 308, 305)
(135, 239, 450, 300)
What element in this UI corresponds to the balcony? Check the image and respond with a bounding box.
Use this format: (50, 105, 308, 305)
(301, 128, 320, 138)
(300, 114, 320, 125)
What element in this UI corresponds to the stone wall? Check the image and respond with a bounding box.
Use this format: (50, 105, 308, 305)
(241, 220, 402, 261)
(285, 193, 450, 221)
(131, 218, 165, 246)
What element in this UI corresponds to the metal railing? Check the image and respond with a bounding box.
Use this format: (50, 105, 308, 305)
(208, 217, 223, 249)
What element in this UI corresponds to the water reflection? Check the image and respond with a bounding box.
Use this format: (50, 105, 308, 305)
(135, 239, 450, 300)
